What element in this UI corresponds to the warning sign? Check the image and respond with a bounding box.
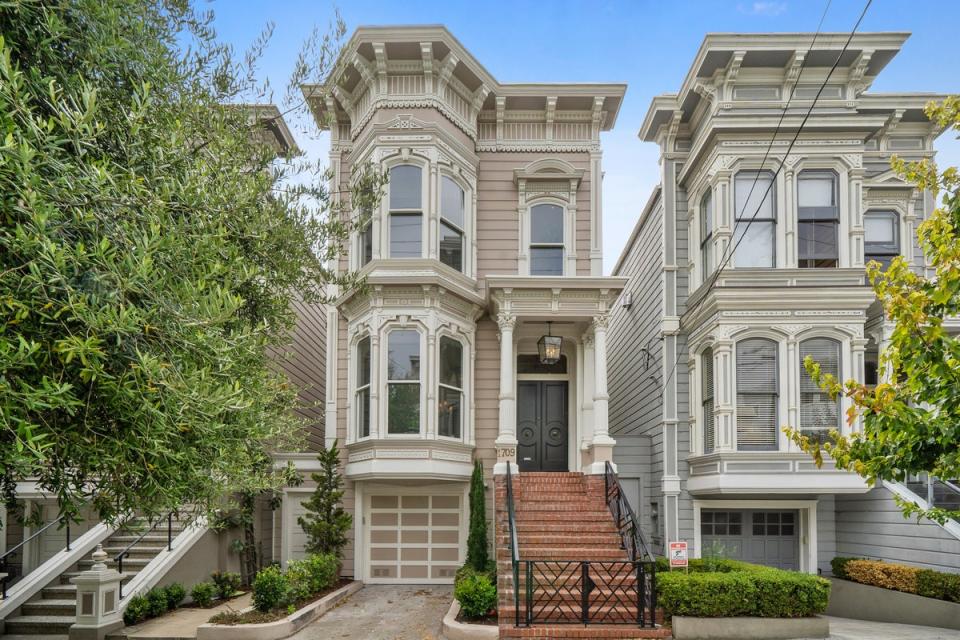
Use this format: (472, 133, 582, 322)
(669, 541, 688, 568)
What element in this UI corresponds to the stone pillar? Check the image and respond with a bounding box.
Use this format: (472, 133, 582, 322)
(70, 545, 123, 640)
(588, 315, 615, 473)
(494, 312, 518, 474)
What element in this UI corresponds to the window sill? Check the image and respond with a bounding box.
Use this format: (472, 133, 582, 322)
(344, 438, 474, 481)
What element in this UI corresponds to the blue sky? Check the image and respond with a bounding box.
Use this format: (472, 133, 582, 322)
(211, 0, 960, 273)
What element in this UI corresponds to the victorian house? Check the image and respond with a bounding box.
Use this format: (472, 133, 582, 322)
(609, 32, 960, 575)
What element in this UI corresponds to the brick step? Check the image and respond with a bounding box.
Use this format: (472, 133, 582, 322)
(515, 505, 613, 514)
(517, 548, 630, 559)
(500, 534, 623, 545)
(500, 627, 669, 639)
(513, 522, 619, 533)
(516, 492, 592, 501)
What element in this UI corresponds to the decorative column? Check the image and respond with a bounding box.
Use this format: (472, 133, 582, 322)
(494, 312, 518, 473)
(850, 334, 868, 434)
(588, 315, 616, 473)
(69, 545, 123, 640)
(581, 334, 596, 461)
(713, 338, 735, 451)
(369, 329, 381, 439)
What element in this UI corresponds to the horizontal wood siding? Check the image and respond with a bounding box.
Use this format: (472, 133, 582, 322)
(277, 298, 327, 452)
(817, 495, 837, 575)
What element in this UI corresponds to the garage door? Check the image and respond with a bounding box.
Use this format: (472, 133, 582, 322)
(367, 493, 463, 583)
(701, 509, 799, 570)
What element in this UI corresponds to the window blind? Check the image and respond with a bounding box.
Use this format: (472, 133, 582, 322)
(736, 339, 778, 450)
(702, 348, 715, 454)
(799, 338, 841, 443)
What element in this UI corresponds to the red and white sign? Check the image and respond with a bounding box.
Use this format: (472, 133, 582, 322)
(669, 541, 688, 568)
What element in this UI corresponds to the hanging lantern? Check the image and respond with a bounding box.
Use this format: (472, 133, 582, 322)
(537, 322, 562, 365)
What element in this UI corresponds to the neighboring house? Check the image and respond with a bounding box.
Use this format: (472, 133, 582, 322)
(303, 25, 627, 584)
(609, 32, 960, 575)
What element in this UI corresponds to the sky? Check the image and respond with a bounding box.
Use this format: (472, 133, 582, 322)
(210, 0, 960, 274)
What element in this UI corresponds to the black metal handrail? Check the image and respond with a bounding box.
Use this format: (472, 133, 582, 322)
(1, 516, 71, 599)
(115, 512, 174, 599)
(604, 461, 654, 562)
(504, 462, 520, 627)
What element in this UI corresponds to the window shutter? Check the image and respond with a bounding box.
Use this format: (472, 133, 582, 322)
(799, 338, 841, 440)
(736, 339, 778, 450)
(702, 348, 715, 454)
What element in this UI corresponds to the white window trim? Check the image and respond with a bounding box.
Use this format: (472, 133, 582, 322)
(523, 196, 574, 277)
(354, 335, 372, 441)
(791, 160, 851, 268)
(383, 323, 426, 439)
(796, 334, 845, 444)
(863, 209, 903, 267)
(732, 168, 779, 269)
(732, 337, 785, 452)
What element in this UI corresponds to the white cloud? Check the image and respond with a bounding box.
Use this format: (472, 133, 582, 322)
(738, 1, 788, 16)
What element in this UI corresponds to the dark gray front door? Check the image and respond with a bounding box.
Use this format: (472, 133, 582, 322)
(517, 381, 568, 472)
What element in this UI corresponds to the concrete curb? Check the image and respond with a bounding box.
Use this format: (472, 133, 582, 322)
(826, 577, 960, 631)
(195, 581, 362, 640)
(440, 600, 498, 640)
(671, 615, 829, 639)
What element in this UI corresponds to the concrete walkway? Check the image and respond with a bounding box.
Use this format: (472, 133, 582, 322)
(288, 584, 452, 640)
(820, 616, 960, 640)
(115, 593, 252, 639)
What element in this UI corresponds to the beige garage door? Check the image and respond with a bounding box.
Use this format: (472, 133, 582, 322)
(367, 493, 462, 583)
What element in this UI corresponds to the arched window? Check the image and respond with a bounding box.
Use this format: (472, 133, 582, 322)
(530, 203, 564, 276)
(702, 348, 715, 454)
(700, 190, 713, 281)
(356, 337, 371, 438)
(864, 210, 899, 269)
(387, 329, 421, 434)
(799, 338, 841, 444)
(389, 165, 422, 258)
(440, 177, 465, 272)
(438, 337, 463, 438)
(736, 338, 778, 451)
(733, 170, 776, 267)
(798, 170, 839, 268)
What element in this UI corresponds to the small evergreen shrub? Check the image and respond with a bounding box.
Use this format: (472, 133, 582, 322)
(298, 440, 353, 558)
(145, 587, 169, 617)
(252, 566, 291, 612)
(465, 460, 489, 571)
(917, 569, 960, 603)
(164, 583, 186, 609)
(191, 582, 216, 608)
(123, 594, 149, 625)
(211, 571, 242, 599)
(455, 561, 496, 588)
(454, 573, 497, 619)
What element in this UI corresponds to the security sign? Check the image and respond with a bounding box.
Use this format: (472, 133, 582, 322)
(669, 541, 688, 568)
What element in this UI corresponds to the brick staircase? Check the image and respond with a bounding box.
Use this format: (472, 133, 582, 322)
(495, 471, 667, 639)
(2, 515, 189, 640)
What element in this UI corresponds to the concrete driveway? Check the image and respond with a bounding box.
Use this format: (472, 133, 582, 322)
(289, 584, 453, 640)
(821, 616, 960, 640)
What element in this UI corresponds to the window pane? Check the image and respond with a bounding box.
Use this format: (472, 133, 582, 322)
(390, 213, 422, 258)
(799, 174, 835, 208)
(736, 339, 778, 451)
(439, 221, 463, 272)
(733, 220, 775, 267)
(441, 176, 464, 229)
(798, 221, 838, 266)
(388, 384, 420, 434)
(530, 247, 563, 276)
(865, 212, 897, 243)
(361, 222, 373, 265)
(438, 386, 462, 438)
(389, 165, 422, 210)
(388, 330, 420, 381)
(701, 191, 713, 237)
(531, 204, 564, 243)
(735, 171, 775, 220)
(357, 387, 370, 438)
(357, 337, 371, 386)
(439, 337, 463, 388)
(799, 338, 840, 442)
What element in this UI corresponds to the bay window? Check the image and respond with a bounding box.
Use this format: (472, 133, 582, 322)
(700, 190, 713, 282)
(798, 170, 839, 268)
(530, 203, 564, 276)
(356, 336, 371, 438)
(438, 337, 463, 438)
(702, 348, 715, 454)
(733, 170, 776, 267)
(864, 210, 900, 269)
(440, 177, 465, 272)
(799, 338, 841, 444)
(736, 338, 778, 451)
(389, 165, 423, 258)
(387, 329, 421, 434)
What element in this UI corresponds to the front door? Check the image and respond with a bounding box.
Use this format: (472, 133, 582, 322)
(517, 381, 568, 472)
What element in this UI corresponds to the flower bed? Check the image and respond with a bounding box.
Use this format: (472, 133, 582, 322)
(123, 571, 245, 626)
(831, 556, 960, 603)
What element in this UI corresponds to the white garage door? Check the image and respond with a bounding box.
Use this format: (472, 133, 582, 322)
(367, 493, 463, 583)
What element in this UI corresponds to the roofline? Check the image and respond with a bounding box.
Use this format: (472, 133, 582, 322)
(612, 186, 662, 277)
(235, 103, 298, 155)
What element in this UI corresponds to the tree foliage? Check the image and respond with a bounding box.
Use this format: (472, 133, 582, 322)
(0, 0, 384, 526)
(466, 460, 489, 571)
(297, 439, 351, 558)
(787, 97, 960, 522)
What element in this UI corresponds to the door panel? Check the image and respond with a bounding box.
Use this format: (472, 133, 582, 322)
(517, 382, 541, 471)
(516, 381, 568, 473)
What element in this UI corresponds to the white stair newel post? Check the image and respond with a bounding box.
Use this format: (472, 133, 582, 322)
(70, 544, 124, 640)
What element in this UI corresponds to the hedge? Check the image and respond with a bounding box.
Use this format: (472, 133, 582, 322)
(656, 558, 830, 619)
(832, 557, 960, 603)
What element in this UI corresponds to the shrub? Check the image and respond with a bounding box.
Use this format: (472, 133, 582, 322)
(145, 587, 169, 617)
(454, 573, 497, 619)
(211, 571, 242, 599)
(252, 566, 291, 612)
(844, 559, 921, 594)
(455, 561, 496, 588)
(164, 583, 186, 609)
(466, 460, 489, 571)
(124, 594, 149, 625)
(298, 441, 352, 558)
(285, 555, 338, 602)
(191, 582, 216, 608)
(830, 556, 864, 579)
(917, 569, 960, 603)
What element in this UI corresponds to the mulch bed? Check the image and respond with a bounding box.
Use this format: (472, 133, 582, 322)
(455, 609, 498, 626)
(207, 579, 353, 625)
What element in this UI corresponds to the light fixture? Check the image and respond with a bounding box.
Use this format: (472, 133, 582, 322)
(537, 322, 563, 365)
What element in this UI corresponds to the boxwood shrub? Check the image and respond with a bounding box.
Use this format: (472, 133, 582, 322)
(656, 558, 830, 619)
(832, 557, 960, 603)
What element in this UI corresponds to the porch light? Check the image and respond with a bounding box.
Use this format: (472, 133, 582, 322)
(537, 322, 563, 365)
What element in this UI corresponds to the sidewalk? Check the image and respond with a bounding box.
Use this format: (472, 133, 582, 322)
(822, 616, 960, 640)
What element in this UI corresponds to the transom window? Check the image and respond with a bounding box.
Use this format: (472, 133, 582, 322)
(798, 170, 839, 268)
(799, 338, 841, 444)
(702, 348, 715, 454)
(440, 177, 465, 272)
(530, 203, 564, 276)
(387, 329, 421, 434)
(389, 165, 423, 259)
(701, 511, 742, 536)
(864, 210, 900, 270)
(736, 338, 778, 451)
(438, 337, 463, 439)
(700, 190, 713, 282)
(733, 171, 776, 267)
(356, 336, 371, 438)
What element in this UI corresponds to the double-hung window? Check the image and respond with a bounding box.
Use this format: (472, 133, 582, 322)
(360, 207, 373, 266)
(864, 210, 899, 269)
(702, 348, 716, 454)
(440, 177, 465, 272)
(389, 165, 422, 258)
(438, 337, 463, 438)
(700, 190, 713, 282)
(356, 337, 371, 438)
(529, 203, 564, 276)
(798, 170, 839, 268)
(736, 339, 778, 451)
(799, 338, 841, 444)
(733, 171, 776, 267)
(387, 330, 421, 434)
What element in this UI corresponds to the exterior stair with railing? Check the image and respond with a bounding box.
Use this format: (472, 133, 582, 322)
(1, 515, 190, 640)
(495, 470, 667, 640)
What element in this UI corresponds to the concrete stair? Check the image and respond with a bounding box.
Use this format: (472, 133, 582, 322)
(495, 471, 663, 639)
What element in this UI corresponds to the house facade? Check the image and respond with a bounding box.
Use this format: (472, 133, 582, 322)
(302, 25, 627, 584)
(609, 32, 960, 574)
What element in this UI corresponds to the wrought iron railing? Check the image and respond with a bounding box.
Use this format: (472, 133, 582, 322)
(504, 462, 521, 627)
(115, 512, 174, 599)
(604, 461, 654, 562)
(1, 515, 71, 599)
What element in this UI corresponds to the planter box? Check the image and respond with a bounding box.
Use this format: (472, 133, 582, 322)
(195, 581, 361, 640)
(671, 615, 829, 640)
(826, 577, 960, 631)
(441, 600, 498, 640)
